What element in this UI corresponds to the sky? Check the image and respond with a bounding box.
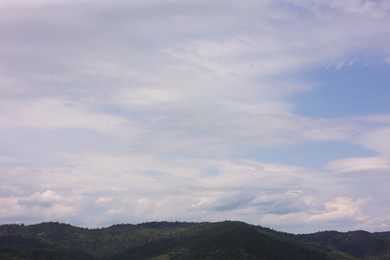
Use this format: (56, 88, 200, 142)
(0, 0, 390, 234)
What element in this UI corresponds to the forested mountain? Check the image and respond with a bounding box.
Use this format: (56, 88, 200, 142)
(1, 221, 389, 259)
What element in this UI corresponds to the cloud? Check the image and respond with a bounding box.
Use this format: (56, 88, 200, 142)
(357, 127, 390, 155)
(95, 196, 113, 204)
(310, 197, 369, 222)
(1, 0, 390, 232)
(327, 157, 390, 173)
(0, 190, 77, 223)
(0, 154, 386, 232)
(260, 196, 370, 232)
(0, 98, 137, 133)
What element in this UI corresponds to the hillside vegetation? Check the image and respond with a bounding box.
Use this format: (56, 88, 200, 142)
(1, 221, 389, 259)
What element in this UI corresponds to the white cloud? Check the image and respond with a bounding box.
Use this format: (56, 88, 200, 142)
(0, 154, 387, 232)
(327, 157, 390, 173)
(357, 127, 390, 155)
(260, 196, 370, 232)
(310, 197, 369, 222)
(1, 0, 390, 232)
(95, 196, 113, 204)
(0, 190, 78, 223)
(0, 98, 138, 134)
(0, 197, 26, 221)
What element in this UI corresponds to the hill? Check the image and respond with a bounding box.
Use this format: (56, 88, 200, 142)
(1, 221, 389, 259)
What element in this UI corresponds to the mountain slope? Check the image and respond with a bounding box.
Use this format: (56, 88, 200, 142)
(297, 230, 390, 259)
(113, 221, 349, 259)
(1, 221, 389, 259)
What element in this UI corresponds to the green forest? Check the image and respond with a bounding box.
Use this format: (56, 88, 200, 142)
(1, 221, 389, 259)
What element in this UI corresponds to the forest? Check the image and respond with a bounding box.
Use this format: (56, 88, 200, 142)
(1, 221, 390, 259)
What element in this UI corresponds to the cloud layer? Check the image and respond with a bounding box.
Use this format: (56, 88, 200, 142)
(1, 0, 390, 233)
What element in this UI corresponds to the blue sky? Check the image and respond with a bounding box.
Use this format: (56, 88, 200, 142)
(1, 0, 390, 233)
(296, 64, 390, 117)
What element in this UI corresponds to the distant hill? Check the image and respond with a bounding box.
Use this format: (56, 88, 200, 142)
(1, 221, 389, 259)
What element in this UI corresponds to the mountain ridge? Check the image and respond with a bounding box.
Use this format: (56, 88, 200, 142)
(1, 220, 389, 259)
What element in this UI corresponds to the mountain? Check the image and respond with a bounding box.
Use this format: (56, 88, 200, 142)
(1, 221, 389, 259)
